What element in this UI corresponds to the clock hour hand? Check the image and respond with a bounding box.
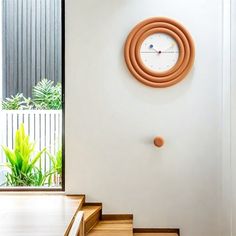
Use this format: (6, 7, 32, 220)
(149, 44, 162, 54)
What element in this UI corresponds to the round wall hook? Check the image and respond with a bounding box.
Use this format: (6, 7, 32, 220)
(154, 136, 164, 148)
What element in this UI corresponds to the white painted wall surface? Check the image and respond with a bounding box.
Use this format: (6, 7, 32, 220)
(231, 0, 236, 234)
(65, 1, 222, 236)
(221, 0, 232, 235)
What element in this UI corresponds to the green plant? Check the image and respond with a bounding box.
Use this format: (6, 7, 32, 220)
(32, 79, 62, 110)
(47, 148, 62, 185)
(48, 149, 62, 176)
(2, 93, 24, 110)
(2, 79, 62, 110)
(1, 124, 47, 186)
(30, 167, 55, 186)
(21, 97, 34, 110)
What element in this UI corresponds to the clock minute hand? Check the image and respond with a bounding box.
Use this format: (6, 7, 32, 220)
(162, 42, 176, 53)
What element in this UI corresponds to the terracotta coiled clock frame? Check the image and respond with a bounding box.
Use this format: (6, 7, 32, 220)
(124, 17, 195, 88)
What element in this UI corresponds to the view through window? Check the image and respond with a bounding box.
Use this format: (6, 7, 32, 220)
(0, 0, 64, 189)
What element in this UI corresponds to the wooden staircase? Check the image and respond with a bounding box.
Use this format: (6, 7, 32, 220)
(67, 195, 179, 236)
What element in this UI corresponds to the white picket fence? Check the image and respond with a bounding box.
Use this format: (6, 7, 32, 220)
(0, 110, 62, 187)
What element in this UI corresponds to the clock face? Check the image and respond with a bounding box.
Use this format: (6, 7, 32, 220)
(140, 33, 180, 73)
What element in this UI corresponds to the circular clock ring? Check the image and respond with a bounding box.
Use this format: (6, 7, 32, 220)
(130, 23, 188, 79)
(134, 28, 187, 82)
(124, 17, 195, 88)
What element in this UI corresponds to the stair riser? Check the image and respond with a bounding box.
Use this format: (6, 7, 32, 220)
(85, 211, 101, 235)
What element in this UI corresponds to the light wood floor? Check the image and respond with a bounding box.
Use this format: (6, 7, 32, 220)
(88, 220, 133, 236)
(0, 194, 83, 236)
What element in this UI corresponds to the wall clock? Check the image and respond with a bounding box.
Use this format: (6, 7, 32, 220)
(124, 17, 195, 88)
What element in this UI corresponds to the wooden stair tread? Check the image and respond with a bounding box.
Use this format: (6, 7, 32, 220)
(82, 205, 102, 222)
(87, 220, 133, 236)
(133, 234, 178, 236)
(0, 195, 85, 236)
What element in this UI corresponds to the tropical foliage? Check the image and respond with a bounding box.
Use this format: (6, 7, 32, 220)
(2, 79, 62, 110)
(2, 93, 24, 110)
(33, 79, 62, 110)
(1, 124, 61, 187)
(47, 148, 62, 185)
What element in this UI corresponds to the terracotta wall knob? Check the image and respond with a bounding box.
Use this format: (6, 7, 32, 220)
(154, 136, 164, 148)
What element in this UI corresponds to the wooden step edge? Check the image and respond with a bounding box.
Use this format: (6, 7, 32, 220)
(133, 228, 180, 235)
(101, 214, 133, 221)
(66, 194, 86, 207)
(66, 194, 86, 199)
(87, 215, 133, 236)
(83, 204, 103, 221)
(64, 195, 86, 236)
(83, 202, 103, 222)
(67, 211, 84, 236)
(82, 204, 102, 235)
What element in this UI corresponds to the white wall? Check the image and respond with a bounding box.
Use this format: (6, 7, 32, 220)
(65, 1, 222, 236)
(221, 0, 232, 235)
(231, 0, 236, 234)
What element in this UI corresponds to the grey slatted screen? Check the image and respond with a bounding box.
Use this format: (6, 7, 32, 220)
(2, 0, 62, 99)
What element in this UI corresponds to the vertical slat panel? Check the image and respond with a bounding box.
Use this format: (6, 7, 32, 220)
(45, 0, 50, 79)
(2, 0, 6, 98)
(11, 113, 17, 149)
(40, 0, 46, 81)
(34, 112, 41, 169)
(50, 0, 55, 82)
(40, 112, 46, 174)
(0, 112, 6, 162)
(29, 113, 37, 165)
(22, 0, 27, 96)
(45, 112, 50, 172)
(17, 0, 23, 93)
(31, 0, 36, 89)
(27, 0, 32, 95)
(2, 0, 62, 98)
(54, 0, 58, 84)
(13, 0, 18, 94)
(36, 0, 41, 85)
(58, 112, 61, 149)
(18, 111, 24, 128)
(56, 0, 62, 84)
(55, 112, 59, 158)
(8, 0, 14, 97)
(24, 113, 29, 136)
(50, 113, 54, 169)
(6, 113, 11, 149)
